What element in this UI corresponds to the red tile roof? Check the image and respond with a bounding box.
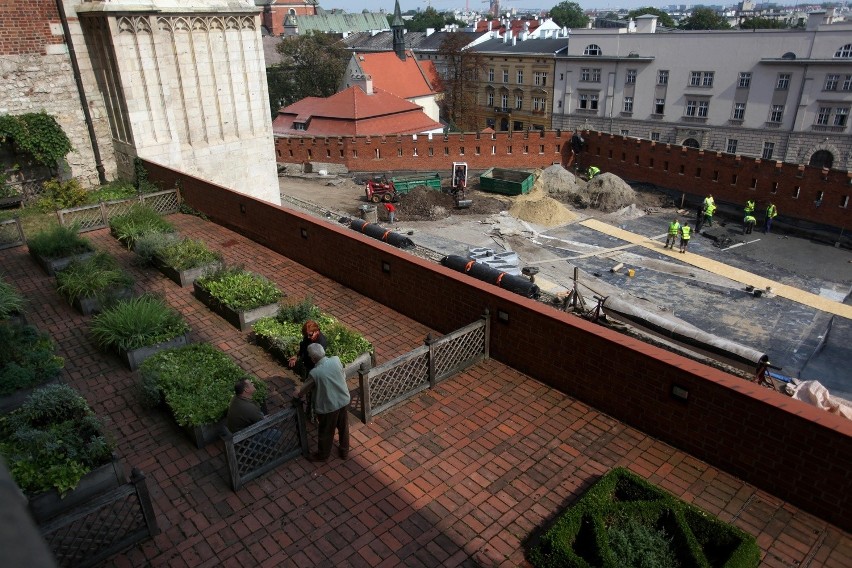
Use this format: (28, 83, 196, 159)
(355, 50, 438, 99)
(272, 86, 442, 137)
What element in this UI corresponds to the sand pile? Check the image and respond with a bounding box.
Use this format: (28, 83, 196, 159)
(508, 182, 577, 226)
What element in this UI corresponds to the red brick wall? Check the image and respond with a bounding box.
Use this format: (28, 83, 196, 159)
(0, 1, 62, 55)
(145, 159, 852, 532)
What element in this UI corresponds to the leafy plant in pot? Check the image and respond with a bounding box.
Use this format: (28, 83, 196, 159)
(0, 324, 64, 411)
(27, 223, 94, 275)
(108, 204, 175, 249)
(55, 251, 135, 315)
(90, 294, 191, 370)
(135, 233, 222, 287)
(194, 265, 283, 331)
(139, 343, 268, 447)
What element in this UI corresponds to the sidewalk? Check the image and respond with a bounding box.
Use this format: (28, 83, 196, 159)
(2, 213, 850, 567)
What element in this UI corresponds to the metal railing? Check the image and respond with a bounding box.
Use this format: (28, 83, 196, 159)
(360, 311, 490, 423)
(58, 189, 181, 233)
(39, 468, 158, 568)
(222, 404, 307, 491)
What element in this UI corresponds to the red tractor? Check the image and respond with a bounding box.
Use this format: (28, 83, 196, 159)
(364, 175, 399, 203)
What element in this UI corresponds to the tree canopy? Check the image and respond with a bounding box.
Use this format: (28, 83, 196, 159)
(267, 33, 348, 117)
(548, 2, 589, 29)
(437, 32, 485, 132)
(679, 7, 731, 30)
(626, 7, 675, 28)
(739, 16, 788, 29)
(403, 7, 454, 32)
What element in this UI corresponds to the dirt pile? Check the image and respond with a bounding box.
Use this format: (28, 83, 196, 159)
(539, 164, 583, 198)
(396, 186, 507, 220)
(584, 173, 638, 212)
(508, 181, 577, 227)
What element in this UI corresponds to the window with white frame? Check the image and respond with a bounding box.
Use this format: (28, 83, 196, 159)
(487, 91, 494, 106)
(690, 71, 714, 87)
(776, 73, 791, 90)
(592, 69, 600, 82)
(769, 105, 784, 122)
(658, 70, 669, 85)
(625, 69, 637, 84)
(294, 122, 306, 131)
(726, 139, 738, 154)
(732, 102, 746, 120)
(698, 101, 709, 117)
(584, 44, 602, 55)
(685, 100, 708, 117)
(533, 97, 546, 112)
(816, 107, 831, 125)
(623, 97, 633, 112)
(825, 74, 840, 90)
(488, 68, 494, 82)
(650, 132, 660, 141)
(620, 129, 629, 136)
(501, 93, 508, 108)
(738, 72, 751, 88)
(503, 69, 509, 83)
(762, 142, 775, 159)
(835, 108, 849, 127)
(578, 93, 599, 110)
(534, 72, 548, 86)
(654, 98, 665, 114)
(843, 75, 852, 91)
(835, 43, 852, 58)
(515, 94, 523, 110)
(517, 69, 523, 84)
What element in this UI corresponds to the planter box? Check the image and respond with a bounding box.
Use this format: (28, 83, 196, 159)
(255, 334, 372, 379)
(120, 333, 189, 371)
(0, 195, 23, 209)
(182, 417, 227, 449)
(0, 375, 61, 415)
(2, 311, 27, 327)
(30, 250, 95, 277)
(26, 455, 124, 523)
(155, 258, 221, 288)
(193, 282, 279, 332)
(71, 286, 134, 316)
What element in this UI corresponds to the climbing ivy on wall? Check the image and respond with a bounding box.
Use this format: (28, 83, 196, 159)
(0, 112, 73, 168)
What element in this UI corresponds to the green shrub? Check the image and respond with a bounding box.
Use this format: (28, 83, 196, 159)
(196, 265, 282, 312)
(90, 294, 190, 352)
(85, 179, 137, 204)
(108, 204, 175, 249)
(0, 324, 64, 396)
(27, 223, 93, 259)
(0, 278, 25, 318)
(529, 467, 760, 568)
(139, 343, 267, 427)
(0, 383, 114, 496)
(132, 231, 180, 266)
(157, 238, 221, 271)
(0, 171, 20, 199)
(55, 251, 134, 303)
(253, 298, 372, 367)
(36, 178, 87, 211)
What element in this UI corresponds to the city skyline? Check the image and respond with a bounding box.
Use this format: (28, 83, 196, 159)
(329, 1, 688, 15)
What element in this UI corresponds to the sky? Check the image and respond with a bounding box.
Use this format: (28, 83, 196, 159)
(329, 1, 677, 14)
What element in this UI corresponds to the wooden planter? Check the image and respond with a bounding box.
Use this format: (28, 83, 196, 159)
(0, 375, 61, 415)
(120, 333, 189, 371)
(255, 334, 372, 379)
(0, 195, 23, 209)
(155, 258, 220, 288)
(26, 455, 124, 523)
(182, 417, 227, 449)
(193, 282, 279, 332)
(30, 249, 95, 277)
(71, 286, 134, 316)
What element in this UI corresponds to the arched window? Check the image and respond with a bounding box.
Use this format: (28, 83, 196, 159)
(682, 138, 700, 149)
(835, 43, 852, 58)
(781, 52, 796, 60)
(809, 150, 834, 169)
(584, 44, 602, 56)
(289, 9, 296, 15)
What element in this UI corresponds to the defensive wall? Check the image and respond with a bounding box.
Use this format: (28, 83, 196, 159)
(145, 158, 852, 533)
(275, 130, 852, 232)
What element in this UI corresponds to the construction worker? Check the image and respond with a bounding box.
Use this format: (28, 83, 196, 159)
(695, 203, 705, 232)
(744, 198, 755, 216)
(764, 202, 777, 234)
(703, 194, 715, 210)
(587, 165, 601, 180)
(679, 223, 691, 253)
(665, 218, 680, 249)
(743, 214, 757, 234)
(703, 200, 716, 227)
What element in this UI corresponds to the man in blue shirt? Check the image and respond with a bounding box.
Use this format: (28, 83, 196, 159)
(296, 343, 351, 462)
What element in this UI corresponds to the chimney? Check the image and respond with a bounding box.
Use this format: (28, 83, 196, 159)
(352, 74, 373, 95)
(634, 14, 657, 33)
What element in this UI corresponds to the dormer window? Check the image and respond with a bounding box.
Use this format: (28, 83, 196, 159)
(584, 44, 602, 56)
(294, 122, 306, 131)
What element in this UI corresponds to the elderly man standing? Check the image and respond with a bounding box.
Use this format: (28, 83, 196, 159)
(296, 343, 350, 462)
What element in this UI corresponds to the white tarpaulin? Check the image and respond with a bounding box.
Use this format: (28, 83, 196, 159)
(791, 381, 852, 420)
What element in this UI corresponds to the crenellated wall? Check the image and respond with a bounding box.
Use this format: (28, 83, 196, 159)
(143, 158, 852, 533)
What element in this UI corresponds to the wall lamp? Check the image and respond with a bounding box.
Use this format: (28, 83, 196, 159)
(671, 384, 689, 403)
(496, 310, 510, 323)
(239, 203, 246, 214)
(300, 228, 308, 239)
(381, 261, 391, 273)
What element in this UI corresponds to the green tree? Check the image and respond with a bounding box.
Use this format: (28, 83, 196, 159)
(437, 32, 485, 132)
(626, 7, 675, 28)
(739, 16, 787, 29)
(548, 1, 589, 28)
(266, 32, 348, 117)
(405, 7, 447, 32)
(679, 7, 731, 30)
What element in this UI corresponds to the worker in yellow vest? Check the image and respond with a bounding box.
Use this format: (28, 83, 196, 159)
(703, 194, 714, 212)
(743, 214, 757, 234)
(665, 218, 680, 249)
(764, 202, 777, 234)
(679, 223, 691, 253)
(704, 201, 717, 227)
(587, 165, 601, 180)
(744, 199, 755, 216)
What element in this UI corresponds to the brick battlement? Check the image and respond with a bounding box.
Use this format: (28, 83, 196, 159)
(0, 1, 63, 56)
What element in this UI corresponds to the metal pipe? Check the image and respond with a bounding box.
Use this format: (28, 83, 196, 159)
(55, 0, 107, 185)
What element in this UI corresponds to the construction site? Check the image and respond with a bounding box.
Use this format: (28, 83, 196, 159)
(278, 164, 852, 409)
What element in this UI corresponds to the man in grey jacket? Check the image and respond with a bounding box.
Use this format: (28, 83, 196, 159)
(296, 343, 351, 462)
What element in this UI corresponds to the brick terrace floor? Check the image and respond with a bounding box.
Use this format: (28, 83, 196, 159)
(3, 212, 851, 567)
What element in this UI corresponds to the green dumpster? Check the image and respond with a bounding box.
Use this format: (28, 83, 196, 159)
(479, 168, 536, 196)
(391, 172, 442, 194)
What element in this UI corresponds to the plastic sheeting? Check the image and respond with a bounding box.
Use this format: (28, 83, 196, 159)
(791, 381, 852, 420)
(440, 255, 540, 299)
(349, 219, 415, 249)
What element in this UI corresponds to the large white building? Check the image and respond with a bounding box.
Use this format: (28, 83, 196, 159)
(551, 12, 852, 172)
